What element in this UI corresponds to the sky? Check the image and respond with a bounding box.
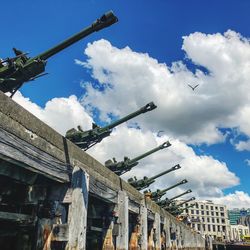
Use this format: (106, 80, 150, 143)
(1, 0, 250, 208)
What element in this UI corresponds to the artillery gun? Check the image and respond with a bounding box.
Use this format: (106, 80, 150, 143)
(144, 179, 188, 201)
(157, 189, 192, 207)
(66, 102, 157, 150)
(128, 164, 180, 190)
(105, 141, 171, 175)
(170, 199, 196, 216)
(165, 197, 196, 215)
(0, 11, 118, 97)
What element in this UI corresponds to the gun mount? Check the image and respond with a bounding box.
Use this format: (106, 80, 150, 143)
(175, 197, 196, 208)
(106, 141, 171, 175)
(128, 164, 180, 190)
(144, 179, 188, 201)
(66, 102, 157, 150)
(157, 189, 192, 208)
(0, 11, 118, 97)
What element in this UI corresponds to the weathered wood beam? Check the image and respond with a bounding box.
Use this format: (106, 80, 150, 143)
(0, 127, 70, 183)
(0, 211, 35, 223)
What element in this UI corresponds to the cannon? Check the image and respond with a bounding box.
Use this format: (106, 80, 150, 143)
(169, 199, 196, 216)
(66, 102, 157, 150)
(0, 11, 118, 97)
(105, 141, 171, 175)
(157, 189, 192, 208)
(128, 164, 180, 190)
(172, 197, 196, 215)
(144, 179, 188, 201)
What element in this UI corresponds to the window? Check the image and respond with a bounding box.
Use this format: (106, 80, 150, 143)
(215, 206, 218, 210)
(206, 211, 209, 215)
(211, 212, 214, 216)
(220, 207, 224, 211)
(211, 206, 214, 210)
(216, 212, 219, 216)
(221, 219, 225, 224)
(212, 218, 215, 223)
(191, 210, 194, 214)
(207, 218, 210, 222)
(217, 225, 220, 231)
(196, 210, 199, 214)
(217, 218, 219, 223)
(213, 225, 216, 232)
(196, 203, 199, 209)
(197, 224, 201, 231)
(201, 205, 204, 209)
(202, 217, 205, 222)
(203, 224, 206, 231)
(201, 211, 204, 215)
(206, 205, 209, 209)
(221, 212, 225, 217)
(208, 225, 211, 231)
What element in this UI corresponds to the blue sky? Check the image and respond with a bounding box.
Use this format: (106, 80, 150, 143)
(2, 1, 250, 207)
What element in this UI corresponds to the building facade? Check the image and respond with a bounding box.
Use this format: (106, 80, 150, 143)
(228, 208, 250, 225)
(229, 225, 249, 242)
(178, 200, 230, 241)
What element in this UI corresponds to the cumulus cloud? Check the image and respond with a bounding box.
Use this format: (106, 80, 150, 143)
(13, 91, 93, 135)
(213, 191, 250, 209)
(235, 140, 250, 151)
(77, 30, 250, 146)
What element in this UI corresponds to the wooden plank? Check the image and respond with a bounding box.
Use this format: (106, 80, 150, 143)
(67, 166, 89, 249)
(0, 127, 70, 183)
(0, 211, 35, 223)
(116, 191, 129, 250)
(128, 198, 140, 214)
(89, 176, 118, 203)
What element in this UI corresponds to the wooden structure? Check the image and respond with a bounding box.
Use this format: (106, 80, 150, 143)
(0, 91, 205, 250)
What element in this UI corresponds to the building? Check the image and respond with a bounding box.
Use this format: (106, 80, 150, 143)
(178, 200, 230, 241)
(229, 225, 249, 242)
(238, 215, 250, 231)
(228, 208, 250, 225)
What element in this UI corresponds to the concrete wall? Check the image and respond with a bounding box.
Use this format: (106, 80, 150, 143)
(0, 91, 205, 250)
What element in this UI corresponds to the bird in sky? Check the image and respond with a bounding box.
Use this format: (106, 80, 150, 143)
(188, 84, 199, 91)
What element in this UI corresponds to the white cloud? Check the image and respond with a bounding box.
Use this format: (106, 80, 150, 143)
(77, 30, 250, 146)
(235, 140, 250, 151)
(12, 91, 93, 135)
(213, 191, 250, 209)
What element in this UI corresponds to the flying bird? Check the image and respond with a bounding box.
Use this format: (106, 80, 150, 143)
(188, 84, 199, 91)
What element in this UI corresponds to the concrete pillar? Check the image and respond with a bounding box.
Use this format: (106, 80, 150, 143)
(154, 213, 161, 250)
(140, 201, 148, 250)
(117, 191, 129, 250)
(67, 166, 89, 250)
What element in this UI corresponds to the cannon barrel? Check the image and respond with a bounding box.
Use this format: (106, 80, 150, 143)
(157, 189, 192, 207)
(129, 141, 171, 164)
(172, 202, 196, 215)
(36, 11, 118, 60)
(169, 189, 192, 202)
(128, 164, 181, 190)
(146, 164, 180, 182)
(102, 102, 157, 131)
(176, 197, 196, 207)
(106, 141, 170, 175)
(145, 179, 188, 201)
